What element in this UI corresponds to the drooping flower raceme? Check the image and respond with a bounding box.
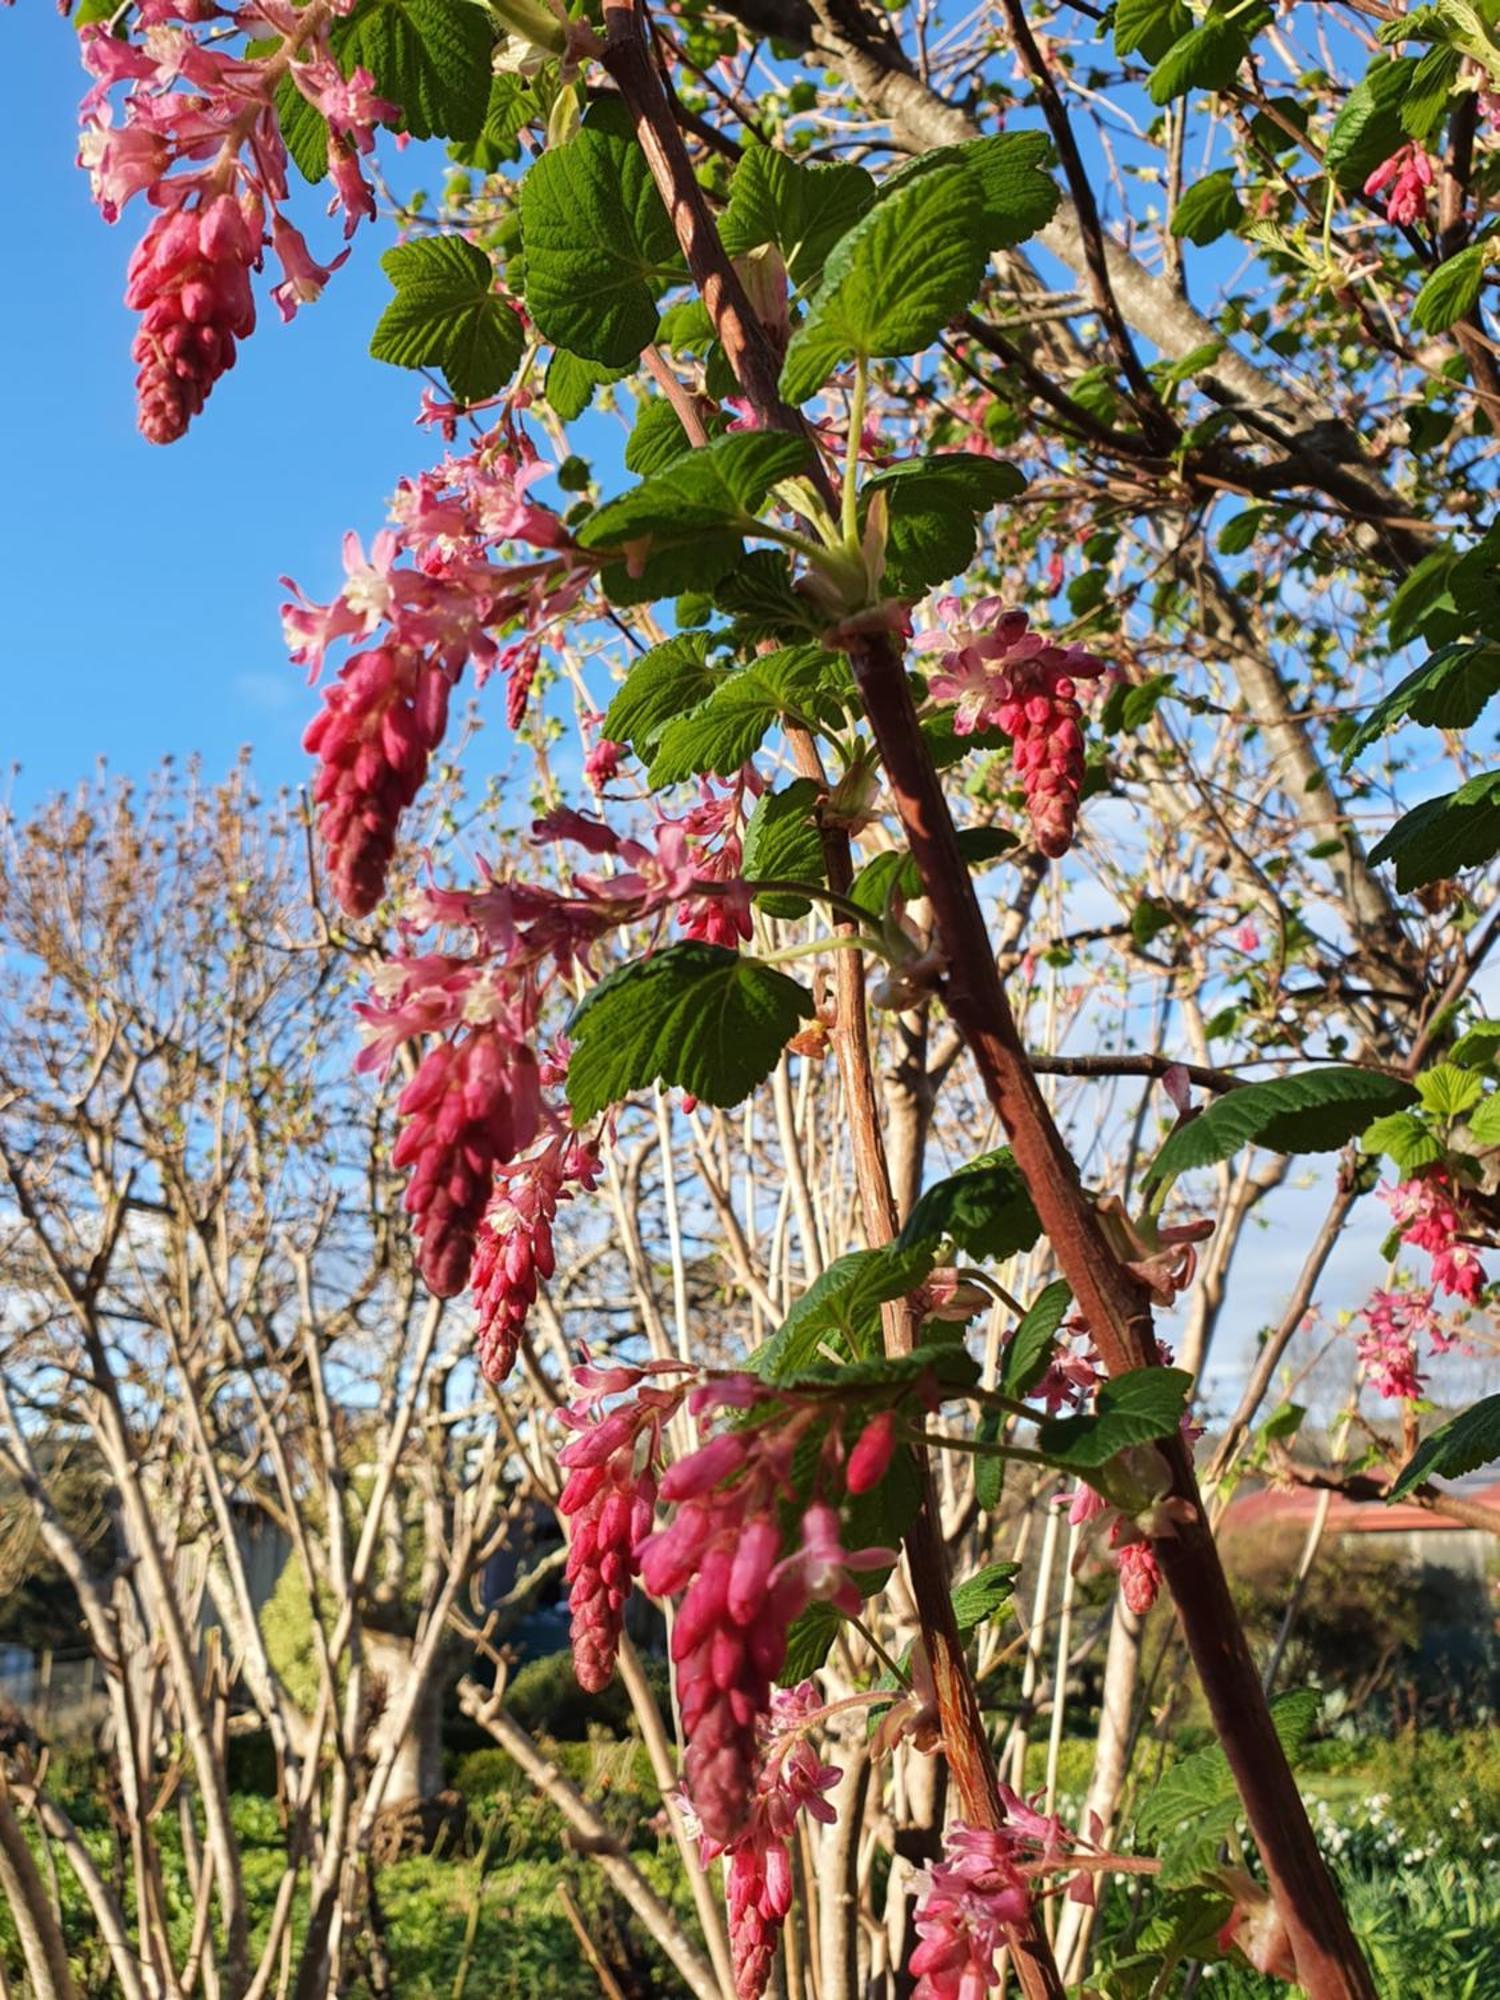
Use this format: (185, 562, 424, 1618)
(1382, 1174, 1488, 1303)
(915, 599, 1104, 859)
(557, 1358, 685, 1694)
(636, 1381, 893, 1845)
(717, 1682, 843, 1999)
(1364, 143, 1434, 226)
(472, 1135, 601, 1385)
(78, 0, 393, 441)
(908, 1823, 1034, 1996)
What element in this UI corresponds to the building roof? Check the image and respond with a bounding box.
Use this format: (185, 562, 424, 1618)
(1222, 1481, 1500, 1537)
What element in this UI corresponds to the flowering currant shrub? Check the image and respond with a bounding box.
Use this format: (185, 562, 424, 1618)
(67, 0, 1500, 1990)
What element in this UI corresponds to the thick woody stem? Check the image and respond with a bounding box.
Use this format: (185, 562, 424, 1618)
(597, 8, 1064, 1992)
(840, 627, 1377, 2000)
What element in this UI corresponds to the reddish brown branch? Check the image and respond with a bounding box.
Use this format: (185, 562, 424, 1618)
(597, 8, 1066, 1990)
(839, 628, 1377, 2000)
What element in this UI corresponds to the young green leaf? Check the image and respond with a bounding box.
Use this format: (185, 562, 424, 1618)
(521, 126, 682, 365)
(1341, 639, 1500, 767)
(949, 1562, 1019, 1638)
(1389, 1393, 1500, 1499)
(742, 779, 828, 918)
(714, 550, 826, 645)
(1148, 16, 1250, 104)
(748, 1242, 938, 1382)
(1169, 170, 1244, 245)
(1114, 0, 1191, 62)
(1146, 1068, 1417, 1183)
(1412, 243, 1490, 335)
(1002, 1280, 1072, 1399)
(369, 237, 523, 403)
(579, 432, 814, 550)
(1036, 1369, 1194, 1469)
(647, 647, 855, 785)
(899, 1148, 1043, 1263)
(719, 147, 877, 290)
(601, 637, 727, 759)
(566, 943, 814, 1121)
(1369, 772, 1500, 890)
(544, 348, 628, 423)
(1414, 1062, 1484, 1119)
(1135, 1689, 1320, 1886)
(863, 455, 1027, 593)
(780, 164, 989, 403)
(1360, 1110, 1444, 1174)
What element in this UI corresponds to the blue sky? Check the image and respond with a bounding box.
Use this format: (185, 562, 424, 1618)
(5, 10, 443, 809)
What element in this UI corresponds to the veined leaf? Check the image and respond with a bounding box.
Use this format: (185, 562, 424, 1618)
(900, 1148, 1042, 1262)
(369, 236, 523, 403)
(1389, 1393, 1500, 1499)
(1369, 772, 1500, 889)
(1342, 639, 1500, 767)
(780, 164, 989, 403)
(601, 636, 726, 759)
(742, 779, 827, 918)
(566, 943, 814, 1120)
(1037, 1369, 1194, 1469)
(1146, 1067, 1416, 1184)
(521, 126, 682, 365)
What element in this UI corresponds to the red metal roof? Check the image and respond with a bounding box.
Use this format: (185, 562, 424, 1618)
(1222, 1483, 1500, 1536)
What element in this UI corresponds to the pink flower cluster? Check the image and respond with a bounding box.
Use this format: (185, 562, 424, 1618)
(1382, 1174, 1488, 1304)
(916, 600, 1104, 859)
(289, 444, 591, 920)
(473, 1134, 600, 1384)
(908, 1824, 1033, 1995)
(1364, 143, 1434, 226)
(78, 0, 392, 441)
(716, 1684, 842, 1998)
(640, 1391, 892, 1845)
(557, 1357, 684, 1692)
(1355, 1284, 1463, 1403)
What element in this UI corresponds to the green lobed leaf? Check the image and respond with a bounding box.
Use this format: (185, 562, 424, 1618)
(742, 779, 827, 918)
(719, 147, 878, 290)
(1326, 58, 1415, 191)
(748, 1242, 938, 1382)
(1360, 1110, 1444, 1174)
(1036, 1368, 1194, 1469)
(624, 397, 724, 477)
(602, 636, 726, 758)
(1451, 1020, 1500, 1071)
(1002, 1280, 1073, 1399)
(779, 1600, 842, 1682)
(337, 0, 491, 142)
(1412, 242, 1490, 334)
(713, 550, 825, 644)
(520, 127, 682, 366)
(1369, 772, 1500, 889)
(1147, 15, 1250, 104)
(544, 349, 627, 423)
(565, 943, 814, 1121)
(448, 71, 539, 170)
(647, 646, 855, 786)
(1389, 1393, 1500, 1498)
(1466, 1094, 1500, 1143)
(864, 455, 1027, 593)
(1170, 170, 1245, 245)
(900, 1148, 1042, 1263)
(1134, 1688, 1320, 1888)
(1146, 1067, 1417, 1184)
(369, 236, 524, 404)
(780, 164, 989, 403)
(1341, 639, 1500, 765)
(1414, 1062, 1484, 1118)
(949, 1562, 1019, 1638)
(579, 432, 814, 551)
(1114, 0, 1191, 62)
(1400, 41, 1460, 144)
